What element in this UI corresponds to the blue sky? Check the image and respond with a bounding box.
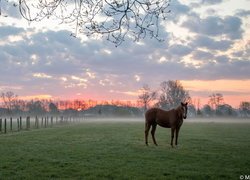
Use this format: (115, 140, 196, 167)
(0, 0, 250, 107)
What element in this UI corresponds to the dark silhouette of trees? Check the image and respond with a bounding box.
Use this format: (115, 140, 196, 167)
(0, 91, 18, 115)
(138, 84, 157, 111)
(49, 102, 59, 114)
(216, 104, 236, 116)
(187, 104, 196, 117)
(73, 100, 87, 111)
(27, 100, 46, 115)
(0, 90, 249, 118)
(239, 101, 250, 117)
(208, 93, 224, 110)
(201, 104, 213, 117)
(0, 0, 171, 46)
(157, 80, 190, 109)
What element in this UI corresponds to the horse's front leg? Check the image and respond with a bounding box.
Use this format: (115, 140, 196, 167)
(175, 127, 180, 146)
(145, 123, 151, 146)
(171, 128, 175, 148)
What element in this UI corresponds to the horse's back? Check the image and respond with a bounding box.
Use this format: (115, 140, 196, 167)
(145, 107, 176, 128)
(145, 108, 169, 123)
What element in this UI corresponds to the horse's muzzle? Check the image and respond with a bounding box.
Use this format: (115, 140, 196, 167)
(183, 116, 187, 119)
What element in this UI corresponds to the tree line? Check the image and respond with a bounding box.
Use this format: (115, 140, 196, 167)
(1, 81, 250, 118)
(0, 92, 141, 117)
(137, 80, 250, 118)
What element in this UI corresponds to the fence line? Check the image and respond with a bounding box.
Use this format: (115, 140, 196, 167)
(0, 116, 83, 135)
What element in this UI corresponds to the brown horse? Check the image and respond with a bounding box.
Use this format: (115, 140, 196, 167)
(145, 102, 188, 147)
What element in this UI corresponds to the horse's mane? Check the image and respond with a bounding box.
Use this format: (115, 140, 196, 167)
(175, 105, 183, 112)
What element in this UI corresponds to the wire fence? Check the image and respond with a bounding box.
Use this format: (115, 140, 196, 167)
(0, 116, 83, 135)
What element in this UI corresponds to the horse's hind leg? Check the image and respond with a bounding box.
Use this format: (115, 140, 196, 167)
(151, 123, 158, 146)
(145, 122, 151, 146)
(171, 128, 175, 148)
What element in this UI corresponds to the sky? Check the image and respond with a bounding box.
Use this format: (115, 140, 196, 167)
(0, 0, 250, 108)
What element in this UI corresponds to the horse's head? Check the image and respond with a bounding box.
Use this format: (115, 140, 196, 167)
(181, 102, 188, 119)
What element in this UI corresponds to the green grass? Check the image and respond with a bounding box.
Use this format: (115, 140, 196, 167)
(0, 120, 250, 179)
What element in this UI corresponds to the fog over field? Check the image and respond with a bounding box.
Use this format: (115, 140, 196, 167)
(81, 117, 250, 123)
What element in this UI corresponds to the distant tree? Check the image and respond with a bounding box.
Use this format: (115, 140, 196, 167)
(195, 98, 202, 115)
(187, 104, 196, 117)
(197, 108, 202, 116)
(239, 101, 250, 118)
(12, 99, 26, 115)
(138, 84, 157, 112)
(49, 102, 59, 114)
(0, 0, 171, 46)
(201, 104, 213, 117)
(157, 80, 190, 109)
(63, 108, 78, 117)
(27, 100, 46, 115)
(73, 100, 87, 111)
(208, 93, 224, 110)
(125, 100, 133, 107)
(0, 91, 18, 114)
(216, 104, 235, 117)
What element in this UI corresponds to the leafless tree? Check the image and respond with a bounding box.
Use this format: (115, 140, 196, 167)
(138, 84, 157, 111)
(0, 0, 171, 46)
(0, 91, 18, 114)
(157, 80, 190, 109)
(239, 101, 250, 117)
(208, 93, 224, 110)
(26, 100, 46, 115)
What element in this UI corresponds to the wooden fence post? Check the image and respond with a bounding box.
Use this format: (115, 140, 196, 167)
(51, 117, 53, 127)
(17, 118, 20, 131)
(0, 118, 2, 132)
(4, 118, 7, 134)
(41, 117, 44, 127)
(45, 117, 47, 128)
(10, 117, 12, 131)
(35, 116, 39, 128)
(20, 116, 22, 130)
(37, 116, 39, 128)
(35, 116, 37, 128)
(29, 116, 31, 129)
(26, 117, 28, 130)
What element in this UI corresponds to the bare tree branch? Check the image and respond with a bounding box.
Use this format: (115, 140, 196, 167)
(1, 91, 18, 115)
(138, 84, 157, 111)
(1, 0, 171, 45)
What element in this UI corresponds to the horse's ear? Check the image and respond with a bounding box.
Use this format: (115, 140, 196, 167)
(181, 102, 188, 106)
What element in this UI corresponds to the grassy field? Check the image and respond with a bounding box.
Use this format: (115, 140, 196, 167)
(0, 120, 250, 179)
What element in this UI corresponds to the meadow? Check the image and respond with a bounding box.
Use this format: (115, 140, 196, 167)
(0, 119, 250, 179)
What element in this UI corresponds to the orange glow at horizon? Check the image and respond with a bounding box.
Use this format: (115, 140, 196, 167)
(3, 79, 249, 109)
(19, 94, 53, 101)
(181, 80, 250, 108)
